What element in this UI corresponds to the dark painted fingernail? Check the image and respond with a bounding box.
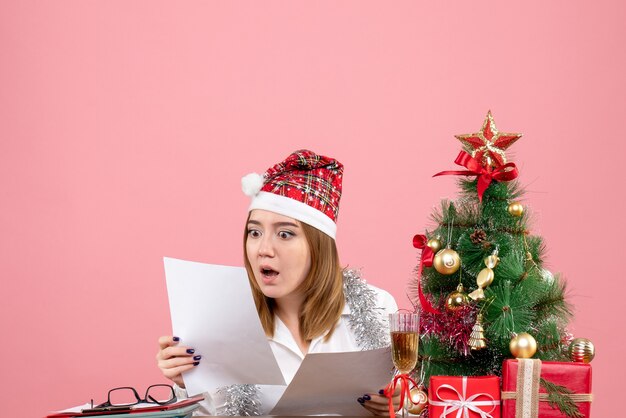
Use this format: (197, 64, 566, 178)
(357, 398, 365, 404)
(193, 355, 202, 361)
(173, 336, 180, 342)
(186, 349, 195, 354)
(363, 394, 371, 401)
(193, 361, 200, 366)
(379, 389, 385, 395)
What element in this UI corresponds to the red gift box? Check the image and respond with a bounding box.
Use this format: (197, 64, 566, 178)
(501, 359, 593, 418)
(429, 375, 501, 418)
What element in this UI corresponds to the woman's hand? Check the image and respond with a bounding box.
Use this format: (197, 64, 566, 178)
(156, 336, 201, 388)
(358, 385, 401, 416)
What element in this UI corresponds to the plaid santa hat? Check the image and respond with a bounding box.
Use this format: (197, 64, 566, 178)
(241, 149, 343, 239)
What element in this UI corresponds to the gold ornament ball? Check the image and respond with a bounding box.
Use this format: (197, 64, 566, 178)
(446, 285, 468, 311)
(433, 249, 461, 275)
(407, 387, 428, 415)
(508, 202, 524, 217)
(427, 237, 442, 253)
(568, 338, 595, 363)
(510, 332, 537, 358)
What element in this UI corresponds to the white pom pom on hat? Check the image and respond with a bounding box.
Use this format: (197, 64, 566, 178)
(241, 173, 265, 196)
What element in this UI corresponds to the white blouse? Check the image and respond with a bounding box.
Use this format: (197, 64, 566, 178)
(177, 283, 398, 416)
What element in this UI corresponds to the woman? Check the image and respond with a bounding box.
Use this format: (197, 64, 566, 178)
(156, 150, 400, 415)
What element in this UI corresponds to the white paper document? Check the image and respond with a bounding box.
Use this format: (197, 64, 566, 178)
(164, 257, 285, 395)
(270, 347, 394, 416)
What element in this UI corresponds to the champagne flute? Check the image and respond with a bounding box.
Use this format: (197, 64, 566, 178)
(389, 311, 420, 418)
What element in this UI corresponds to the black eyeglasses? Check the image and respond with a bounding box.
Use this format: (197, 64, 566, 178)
(95, 384, 177, 408)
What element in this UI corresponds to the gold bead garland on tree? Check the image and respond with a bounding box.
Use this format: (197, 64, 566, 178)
(469, 250, 499, 301)
(568, 338, 595, 363)
(509, 332, 537, 358)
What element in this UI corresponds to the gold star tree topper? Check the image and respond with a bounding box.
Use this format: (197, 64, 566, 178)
(455, 111, 522, 168)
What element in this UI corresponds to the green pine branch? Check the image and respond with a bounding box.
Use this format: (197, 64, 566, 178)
(534, 319, 569, 360)
(533, 273, 573, 322)
(525, 235, 546, 268)
(540, 378, 584, 418)
(483, 280, 536, 347)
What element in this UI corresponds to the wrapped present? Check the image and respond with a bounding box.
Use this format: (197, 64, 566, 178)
(429, 375, 501, 418)
(501, 359, 593, 418)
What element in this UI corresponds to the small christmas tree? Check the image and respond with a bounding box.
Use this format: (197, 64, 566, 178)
(410, 111, 573, 384)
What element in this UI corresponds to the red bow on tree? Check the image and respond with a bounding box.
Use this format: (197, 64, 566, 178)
(433, 151, 518, 201)
(412, 234, 442, 315)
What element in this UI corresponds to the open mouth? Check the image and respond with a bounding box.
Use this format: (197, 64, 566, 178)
(259, 266, 279, 284)
(261, 267, 279, 277)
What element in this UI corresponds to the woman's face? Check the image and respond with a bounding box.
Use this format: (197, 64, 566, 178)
(246, 209, 312, 303)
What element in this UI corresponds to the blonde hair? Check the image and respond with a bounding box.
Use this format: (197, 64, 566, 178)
(244, 216, 345, 341)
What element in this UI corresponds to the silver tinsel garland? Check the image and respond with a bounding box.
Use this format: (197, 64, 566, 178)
(217, 384, 262, 416)
(218, 269, 389, 415)
(343, 268, 391, 350)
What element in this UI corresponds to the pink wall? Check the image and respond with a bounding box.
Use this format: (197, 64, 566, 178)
(1, 1, 623, 416)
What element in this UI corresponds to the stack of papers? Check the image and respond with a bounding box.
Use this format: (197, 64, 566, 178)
(164, 257, 395, 416)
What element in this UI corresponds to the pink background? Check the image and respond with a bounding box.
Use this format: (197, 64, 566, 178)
(1, 2, 623, 416)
